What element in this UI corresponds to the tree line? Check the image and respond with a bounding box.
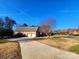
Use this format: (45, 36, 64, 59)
(0, 17, 56, 38)
(0, 17, 16, 38)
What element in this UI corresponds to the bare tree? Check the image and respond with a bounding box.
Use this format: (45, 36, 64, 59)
(38, 25, 52, 36)
(39, 18, 56, 38)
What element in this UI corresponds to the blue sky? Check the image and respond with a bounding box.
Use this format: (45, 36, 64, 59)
(0, 0, 79, 30)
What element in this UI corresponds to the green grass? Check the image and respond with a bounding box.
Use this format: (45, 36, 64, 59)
(69, 44, 79, 54)
(70, 34, 79, 36)
(51, 37, 68, 42)
(0, 40, 8, 44)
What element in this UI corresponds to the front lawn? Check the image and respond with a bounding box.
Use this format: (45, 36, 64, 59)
(69, 44, 79, 54)
(0, 40, 22, 59)
(37, 37, 79, 54)
(0, 39, 8, 43)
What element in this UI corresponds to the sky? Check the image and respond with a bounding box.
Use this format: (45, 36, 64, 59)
(0, 0, 79, 30)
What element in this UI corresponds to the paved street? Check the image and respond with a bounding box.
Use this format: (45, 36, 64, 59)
(19, 41, 79, 59)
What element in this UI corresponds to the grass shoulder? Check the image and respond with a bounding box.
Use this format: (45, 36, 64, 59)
(0, 40, 22, 59)
(36, 37, 79, 54)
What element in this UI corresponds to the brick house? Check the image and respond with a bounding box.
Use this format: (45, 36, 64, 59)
(69, 29, 79, 34)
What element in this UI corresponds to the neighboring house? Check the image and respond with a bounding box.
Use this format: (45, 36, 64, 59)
(15, 27, 39, 38)
(55, 29, 79, 35)
(69, 29, 79, 34)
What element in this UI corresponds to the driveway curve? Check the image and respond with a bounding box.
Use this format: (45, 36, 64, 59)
(19, 41, 79, 59)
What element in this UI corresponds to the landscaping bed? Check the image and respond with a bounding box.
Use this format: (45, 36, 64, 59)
(37, 37, 79, 54)
(0, 40, 22, 59)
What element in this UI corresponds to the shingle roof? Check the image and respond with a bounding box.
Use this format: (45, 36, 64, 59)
(15, 27, 38, 32)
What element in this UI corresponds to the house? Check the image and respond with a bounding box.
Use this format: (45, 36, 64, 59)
(55, 29, 79, 35)
(68, 29, 79, 34)
(15, 27, 39, 38)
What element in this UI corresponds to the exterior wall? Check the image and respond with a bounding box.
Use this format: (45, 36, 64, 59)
(23, 32, 36, 38)
(15, 32, 18, 34)
(73, 31, 78, 34)
(15, 32, 36, 38)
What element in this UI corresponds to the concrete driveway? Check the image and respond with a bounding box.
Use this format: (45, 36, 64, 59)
(19, 41, 79, 59)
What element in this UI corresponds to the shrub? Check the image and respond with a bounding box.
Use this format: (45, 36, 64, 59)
(69, 44, 79, 54)
(53, 36, 61, 38)
(70, 34, 79, 36)
(0, 28, 14, 38)
(14, 32, 27, 37)
(73, 34, 79, 36)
